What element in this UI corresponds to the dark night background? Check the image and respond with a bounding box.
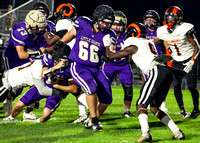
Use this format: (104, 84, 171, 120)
(0, 0, 200, 41)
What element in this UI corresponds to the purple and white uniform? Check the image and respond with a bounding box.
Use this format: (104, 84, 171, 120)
(3, 20, 55, 70)
(103, 33, 133, 85)
(20, 54, 69, 111)
(146, 27, 164, 56)
(69, 16, 116, 104)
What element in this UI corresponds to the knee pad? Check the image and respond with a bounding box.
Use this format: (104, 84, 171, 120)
(122, 84, 133, 101)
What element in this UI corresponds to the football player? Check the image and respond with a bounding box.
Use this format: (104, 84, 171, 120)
(157, 6, 200, 119)
(106, 22, 185, 142)
(53, 4, 117, 131)
(2, 49, 71, 122)
(44, 3, 89, 124)
(103, 11, 134, 117)
(3, 10, 48, 116)
(143, 10, 168, 112)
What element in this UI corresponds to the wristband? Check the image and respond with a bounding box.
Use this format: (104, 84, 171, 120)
(28, 49, 42, 58)
(191, 57, 195, 62)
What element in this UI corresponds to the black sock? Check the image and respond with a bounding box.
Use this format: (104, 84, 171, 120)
(92, 117, 98, 125)
(26, 107, 33, 113)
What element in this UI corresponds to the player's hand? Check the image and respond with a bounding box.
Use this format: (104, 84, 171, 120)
(183, 59, 195, 73)
(53, 41, 64, 51)
(55, 60, 66, 69)
(39, 47, 46, 53)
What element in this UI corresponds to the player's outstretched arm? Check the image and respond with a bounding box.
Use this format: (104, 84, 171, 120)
(106, 45, 138, 60)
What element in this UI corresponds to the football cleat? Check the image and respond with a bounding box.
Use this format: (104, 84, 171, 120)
(3, 98, 12, 116)
(123, 111, 134, 117)
(137, 132, 152, 143)
(172, 130, 185, 140)
(2, 115, 15, 121)
(160, 102, 168, 112)
(190, 109, 200, 119)
(23, 110, 37, 120)
(85, 122, 102, 131)
(73, 114, 88, 124)
(83, 115, 90, 124)
(180, 110, 190, 119)
(23, 118, 40, 122)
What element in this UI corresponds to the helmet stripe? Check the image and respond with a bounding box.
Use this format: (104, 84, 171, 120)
(172, 7, 179, 14)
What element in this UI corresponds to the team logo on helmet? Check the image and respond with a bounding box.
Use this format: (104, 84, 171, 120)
(56, 3, 77, 21)
(25, 10, 47, 34)
(126, 22, 147, 38)
(164, 6, 183, 33)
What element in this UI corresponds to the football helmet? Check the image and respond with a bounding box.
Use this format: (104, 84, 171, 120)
(92, 4, 115, 33)
(32, 1, 49, 18)
(55, 3, 77, 21)
(112, 11, 127, 33)
(143, 10, 160, 27)
(164, 6, 183, 33)
(25, 10, 47, 34)
(126, 22, 147, 38)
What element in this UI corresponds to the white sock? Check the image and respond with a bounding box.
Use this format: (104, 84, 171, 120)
(161, 114, 179, 133)
(77, 93, 88, 109)
(77, 93, 88, 116)
(138, 113, 149, 134)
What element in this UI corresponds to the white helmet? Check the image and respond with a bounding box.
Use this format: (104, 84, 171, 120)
(25, 10, 47, 33)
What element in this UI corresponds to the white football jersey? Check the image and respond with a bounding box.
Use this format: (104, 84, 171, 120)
(55, 19, 75, 48)
(6, 60, 43, 89)
(123, 37, 159, 75)
(157, 22, 196, 61)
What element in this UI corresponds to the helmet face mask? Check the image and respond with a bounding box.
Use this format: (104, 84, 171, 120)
(92, 5, 115, 33)
(164, 6, 183, 33)
(143, 10, 160, 28)
(112, 11, 127, 33)
(25, 10, 47, 34)
(97, 19, 113, 33)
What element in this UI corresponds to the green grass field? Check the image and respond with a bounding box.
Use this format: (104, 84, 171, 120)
(0, 86, 200, 143)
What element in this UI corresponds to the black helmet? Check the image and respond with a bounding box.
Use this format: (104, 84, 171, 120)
(112, 11, 127, 33)
(55, 3, 77, 21)
(126, 22, 147, 38)
(32, 1, 49, 18)
(164, 6, 183, 33)
(92, 4, 115, 33)
(143, 10, 160, 27)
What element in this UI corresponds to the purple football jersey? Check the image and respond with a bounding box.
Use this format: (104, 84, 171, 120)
(42, 54, 71, 79)
(146, 27, 164, 55)
(69, 17, 116, 68)
(108, 33, 129, 66)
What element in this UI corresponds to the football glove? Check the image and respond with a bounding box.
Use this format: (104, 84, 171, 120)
(28, 49, 43, 58)
(102, 55, 113, 63)
(183, 58, 195, 73)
